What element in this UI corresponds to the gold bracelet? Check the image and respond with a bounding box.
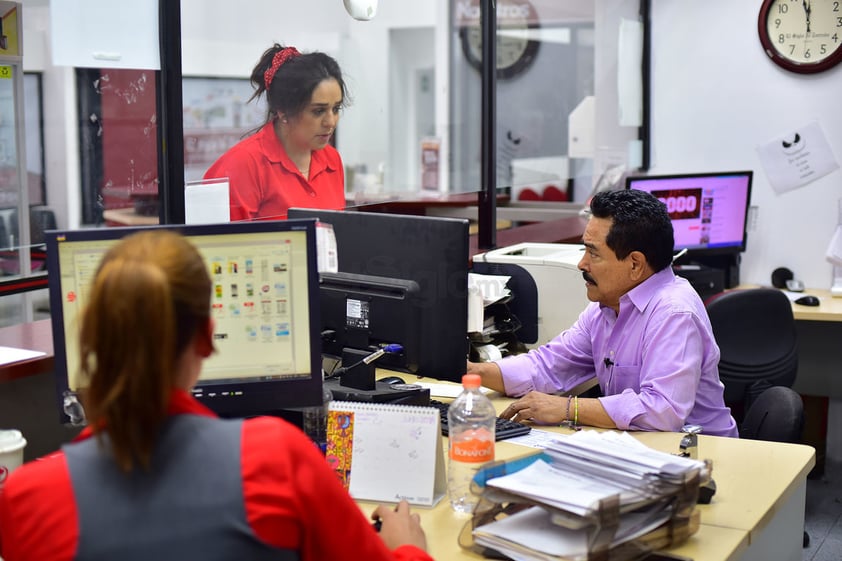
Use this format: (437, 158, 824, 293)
(574, 396, 579, 426)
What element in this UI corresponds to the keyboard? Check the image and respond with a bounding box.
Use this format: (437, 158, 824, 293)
(429, 399, 532, 442)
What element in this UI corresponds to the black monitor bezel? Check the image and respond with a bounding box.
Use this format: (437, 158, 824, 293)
(288, 208, 470, 383)
(624, 170, 753, 258)
(45, 219, 324, 422)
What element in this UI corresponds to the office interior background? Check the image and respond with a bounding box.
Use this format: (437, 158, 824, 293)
(2, 2, 842, 456)
(10, 0, 840, 288)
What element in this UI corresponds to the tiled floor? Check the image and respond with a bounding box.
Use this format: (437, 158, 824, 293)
(803, 460, 842, 560)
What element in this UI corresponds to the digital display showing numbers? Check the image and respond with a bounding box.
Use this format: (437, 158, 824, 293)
(650, 188, 702, 220)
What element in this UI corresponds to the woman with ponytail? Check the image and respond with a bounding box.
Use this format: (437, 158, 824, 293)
(0, 230, 432, 561)
(204, 43, 348, 221)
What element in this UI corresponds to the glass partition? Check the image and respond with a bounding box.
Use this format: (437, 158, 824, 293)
(2, 0, 648, 327)
(179, 0, 644, 220)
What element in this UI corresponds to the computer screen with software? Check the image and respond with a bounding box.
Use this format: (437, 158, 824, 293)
(45, 219, 324, 422)
(625, 171, 753, 257)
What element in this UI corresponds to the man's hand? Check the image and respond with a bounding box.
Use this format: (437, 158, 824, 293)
(499, 391, 568, 425)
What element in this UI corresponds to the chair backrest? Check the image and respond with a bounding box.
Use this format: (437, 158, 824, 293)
(704, 288, 798, 415)
(9, 207, 57, 246)
(0, 212, 7, 248)
(740, 386, 804, 443)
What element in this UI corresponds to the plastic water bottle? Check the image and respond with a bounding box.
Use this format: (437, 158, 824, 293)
(302, 373, 332, 455)
(448, 373, 496, 513)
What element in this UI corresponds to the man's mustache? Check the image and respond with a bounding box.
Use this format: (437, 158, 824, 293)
(582, 271, 596, 285)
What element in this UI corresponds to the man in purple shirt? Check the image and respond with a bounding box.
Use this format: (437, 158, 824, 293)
(469, 189, 738, 437)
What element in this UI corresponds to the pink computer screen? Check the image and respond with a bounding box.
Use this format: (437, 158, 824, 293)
(626, 171, 752, 254)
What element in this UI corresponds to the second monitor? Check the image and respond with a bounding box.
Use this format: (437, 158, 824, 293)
(288, 208, 470, 383)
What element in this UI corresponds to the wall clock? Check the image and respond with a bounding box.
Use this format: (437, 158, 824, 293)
(460, 0, 541, 80)
(757, 0, 842, 74)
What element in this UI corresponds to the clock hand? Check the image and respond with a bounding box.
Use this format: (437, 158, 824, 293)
(802, 0, 812, 33)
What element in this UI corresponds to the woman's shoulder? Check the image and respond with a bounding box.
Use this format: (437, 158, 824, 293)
(1, 450, 72, 505)
(242, 415, 313, 451)
(240, 415, 324, 470)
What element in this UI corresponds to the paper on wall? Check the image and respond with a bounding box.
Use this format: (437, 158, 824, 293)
(756, 120, 840, 194)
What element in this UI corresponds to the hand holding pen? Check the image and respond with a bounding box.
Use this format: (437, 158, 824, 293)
(370, 499, 428, 553)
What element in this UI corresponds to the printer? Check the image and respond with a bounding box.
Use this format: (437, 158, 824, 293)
(472, 243, 590, 349)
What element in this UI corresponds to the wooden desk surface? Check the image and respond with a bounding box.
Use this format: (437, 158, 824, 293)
(0, 318, 54, 383)
(788, 288, 842, 322)
(102, 207, 159, 226)
(632, 431, 815, 533)
(362, 373, 814, 561)
(734, 286, 842, 322)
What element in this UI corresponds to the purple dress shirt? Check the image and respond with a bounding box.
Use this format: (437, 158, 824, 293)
(497, 267, 738, 437)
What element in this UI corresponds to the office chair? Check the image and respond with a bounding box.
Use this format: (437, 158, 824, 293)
(541, 185, 568, 201)
(739, 385, 809, 548)
(704, 288, 798, 422)
(0, 212, 7, 249)
(9, 206, 58, 246)
(740, 385, 804, 443)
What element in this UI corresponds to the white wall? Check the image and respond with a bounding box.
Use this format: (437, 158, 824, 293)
(648, 0, 842, 290)
(21, 2, 78, 230)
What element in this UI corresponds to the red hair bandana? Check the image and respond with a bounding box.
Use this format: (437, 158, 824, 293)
(264, 47, 301, 90)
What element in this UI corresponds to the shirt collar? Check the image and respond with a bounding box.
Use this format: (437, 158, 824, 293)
(258, 121, 337, 176)
(620, 266, 677, 314)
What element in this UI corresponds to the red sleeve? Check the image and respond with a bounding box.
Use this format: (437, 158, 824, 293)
(241, 417, 432, 561)
(0, 454, 78, 561)
(203, 145, 265, 222)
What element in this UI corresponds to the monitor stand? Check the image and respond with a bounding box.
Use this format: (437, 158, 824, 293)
(325, 377, 430, 406)
(325, 347, 430, 406)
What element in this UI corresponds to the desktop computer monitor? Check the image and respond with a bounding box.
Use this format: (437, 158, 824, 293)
(287, 208, 470, 383)
(44, 219, 324, 422)
(625, 171, 753, 258)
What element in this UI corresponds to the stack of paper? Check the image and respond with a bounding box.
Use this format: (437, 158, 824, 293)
(470, 430, 708, 561)
(543, 431, 709, 496)
(473, 503, 673, 561)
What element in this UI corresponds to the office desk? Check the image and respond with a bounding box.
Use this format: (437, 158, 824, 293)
(358, 374, 814, 561)
(785, 288, 842, 322)
(733, 286, 841, 322)
(0, 318, 53, 383)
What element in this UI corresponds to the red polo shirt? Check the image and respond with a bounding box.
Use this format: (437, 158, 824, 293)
(0, 390, 432, 561)
(203, 123, 346, 221)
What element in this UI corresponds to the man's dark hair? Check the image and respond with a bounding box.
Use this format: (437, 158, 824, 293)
(589, 189, 675, 272)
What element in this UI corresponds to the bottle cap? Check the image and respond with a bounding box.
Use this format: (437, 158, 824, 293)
(462, 373, 482, 389)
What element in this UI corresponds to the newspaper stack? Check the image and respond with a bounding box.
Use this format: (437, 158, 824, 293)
(467, 430, 709, 561)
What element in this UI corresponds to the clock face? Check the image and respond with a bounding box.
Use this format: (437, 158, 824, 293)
(460, 0, 541, 80)
(758, 0, 842, 73)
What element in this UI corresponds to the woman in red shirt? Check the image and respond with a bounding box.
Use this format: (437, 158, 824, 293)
(204, 44, 347, 221)
(0, 230, 431, 561)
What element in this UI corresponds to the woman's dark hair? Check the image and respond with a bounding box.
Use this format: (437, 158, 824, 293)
(249, 43, 348, 123)
(589, 189, 675, 272)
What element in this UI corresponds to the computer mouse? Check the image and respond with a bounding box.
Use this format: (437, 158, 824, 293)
(380, 375, 406, 385)
(794, 295, 820, 307)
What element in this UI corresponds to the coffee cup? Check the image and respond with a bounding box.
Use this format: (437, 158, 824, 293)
(0, 429, 27, 485)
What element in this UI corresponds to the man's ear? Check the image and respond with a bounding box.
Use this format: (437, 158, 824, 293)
(196, 318, 216, 358)
(628, 251, 649, 280)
